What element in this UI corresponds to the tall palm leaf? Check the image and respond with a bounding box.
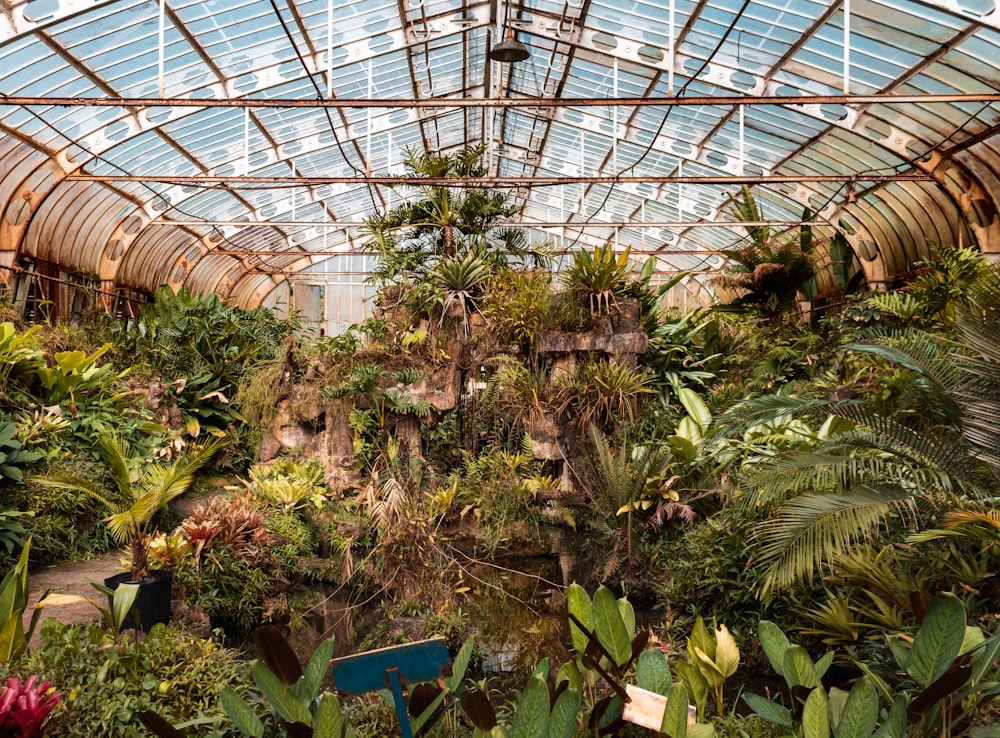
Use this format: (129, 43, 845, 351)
(728, 266, 1000, 594)
(34, 433, 225, 580)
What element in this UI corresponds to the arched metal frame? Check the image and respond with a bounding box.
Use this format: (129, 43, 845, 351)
(0, 0, 997, 323)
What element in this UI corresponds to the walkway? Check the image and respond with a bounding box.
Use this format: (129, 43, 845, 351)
(23, 551, 125, 646)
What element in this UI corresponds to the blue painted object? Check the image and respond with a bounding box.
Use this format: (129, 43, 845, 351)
(331, 638, 449, 738)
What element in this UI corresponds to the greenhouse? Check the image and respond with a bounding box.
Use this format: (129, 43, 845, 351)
(0, 0, 1000, 735)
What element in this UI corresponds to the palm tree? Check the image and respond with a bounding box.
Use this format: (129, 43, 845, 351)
(726, 257, 1000, 596)
(34, 433, 225, 580)
(363, 144, 545, 320)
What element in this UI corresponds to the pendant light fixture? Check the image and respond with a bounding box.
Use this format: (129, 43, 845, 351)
(489, 0, 529, 63)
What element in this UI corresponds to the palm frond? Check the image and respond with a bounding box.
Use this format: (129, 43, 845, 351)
(830, 406, 975, 483)
(713, 394, 845, 439)
(98, 432, 140, 497)
(842, 335, 962, 422)
(753, 485, 924, 597)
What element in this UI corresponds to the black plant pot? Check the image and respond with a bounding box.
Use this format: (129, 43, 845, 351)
(103, 569, 173, 632)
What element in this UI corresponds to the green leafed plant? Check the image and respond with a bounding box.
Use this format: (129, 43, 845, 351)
(34, 344, 115, 407)
(0, 421, 41, 484)
(140, 625, 355, 738)
(563, 244, 643, 315)
(0, 539, 46, 664)
(32, 432, 226, 581)
(436, 251, 491, 336)
(679, 616, 740, 718)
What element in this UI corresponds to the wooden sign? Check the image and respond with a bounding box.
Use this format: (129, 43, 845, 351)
(622, 684, 697, 732)
(331, 638, 450, 738)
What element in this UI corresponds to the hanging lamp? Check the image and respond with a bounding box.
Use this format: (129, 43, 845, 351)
(489, 0, 529, 63)
(489, 32, 529, 63)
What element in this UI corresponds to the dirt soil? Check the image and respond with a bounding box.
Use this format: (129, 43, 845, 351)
(23, 551, 126, 646)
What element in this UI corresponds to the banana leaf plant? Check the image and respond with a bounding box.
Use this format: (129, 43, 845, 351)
(744, 593, 1000, 738)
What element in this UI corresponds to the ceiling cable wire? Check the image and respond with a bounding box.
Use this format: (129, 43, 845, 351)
(264, 0, 380, 216)
(556, 0, 755, 255)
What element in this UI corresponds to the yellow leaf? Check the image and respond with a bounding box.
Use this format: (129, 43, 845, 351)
(714, 624, 740, 678)
(692, 646, 726, 686)
(36, 593, 92, 608)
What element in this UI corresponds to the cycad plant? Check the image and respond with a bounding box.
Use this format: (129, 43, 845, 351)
(33, 433, 225, 581)
(729, 258, 1000, 596)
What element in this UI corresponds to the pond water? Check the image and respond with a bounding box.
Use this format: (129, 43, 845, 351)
(282, 526, 597, 683)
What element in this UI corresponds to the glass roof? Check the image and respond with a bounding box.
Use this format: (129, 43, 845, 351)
(0, 0, 998, 315)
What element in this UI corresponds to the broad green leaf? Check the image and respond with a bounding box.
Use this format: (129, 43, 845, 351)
(834, 679, 877, 738)
(111, 583, 140, 630)
(675, 417, 702, 446)
(872, 696, 907, 738)
(678, 388, 711, 433)
(547, 688, 579, 738)
(300, 637, 335, 702)
(815, 652, 835, 681)
(783, 645, 820, 688)
(886, 636, 910, 672)
(970, 728, 1000, 738)
(446, 636, 476, 691)
(555, 661, 581, 693)
(0, 613, 25, 663)
(960, 625, 985, 657)
(693, 646, 726, 687)
(636, 649, 672, 695)
(802, 688, 830, 738)
(220, 687, 264, 738)
(661, 683, 690, 738)
(510, 675, 549, 738)
(593, 585, 632, 667)
(668, 435, 697, 464)
(688, 618, 714, 663)
(251, 660, 311, 725)
(970, 631, 1000, 686)
(828, 687, 848, 731)
(617, 596, 636, 642)
(908, 592, 966, 687)
(676, 659, 708, 718)
(688, 724, 714, 738)
(758, 621, 790, 677)
(314, 693, 346, 738)
(567, 583, 594, 657)
(533, 657, 551, 682)
(742, 693, 792, 726)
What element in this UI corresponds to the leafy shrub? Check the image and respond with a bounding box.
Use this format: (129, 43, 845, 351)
(12, 454, 115, 567)
(173, 547, 270, 636)
(481, 269, 553, 347)
(657, 510, 775, 638)
(18, 620, 252, 737)
(264, 511, 319, 570)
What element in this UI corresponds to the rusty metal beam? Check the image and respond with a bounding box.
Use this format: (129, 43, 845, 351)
(156, 219, 818, 228)
(3, 93, 1000, 109)
(67, 173, 931, 186)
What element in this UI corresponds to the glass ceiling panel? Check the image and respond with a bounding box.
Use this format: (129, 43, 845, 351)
(0, 0, 995, 309)
(173, 0, 298, 77)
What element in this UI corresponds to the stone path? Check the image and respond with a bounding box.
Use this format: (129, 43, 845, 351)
(23, 551, 126, 646)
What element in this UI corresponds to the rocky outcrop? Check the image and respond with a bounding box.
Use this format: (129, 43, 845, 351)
(259, 391, 359, 492)
(535, 298, 648, 367)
